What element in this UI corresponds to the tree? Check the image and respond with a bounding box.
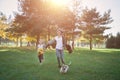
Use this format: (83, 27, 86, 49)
(106, 33, 120, 49)
(55, 0, 82, 49)
(17, 0, 76, 48)
(5, 13, 26, 47)
(106, 35, 116, 48)
(11, 0, 82, 48)
(13, 0, 50, 48)
(80, 8, 113, 50)
(116, 32, 120, 48)
(0, 12, 8, 45)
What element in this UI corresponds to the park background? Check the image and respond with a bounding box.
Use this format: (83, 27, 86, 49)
(0, 0, 120, 80)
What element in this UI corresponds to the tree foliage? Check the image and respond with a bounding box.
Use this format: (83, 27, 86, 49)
(0, 12, 8, 45)
(80, 8, 113, 50)
(106, 33, 120, 48)
(13, 0, 80, 48)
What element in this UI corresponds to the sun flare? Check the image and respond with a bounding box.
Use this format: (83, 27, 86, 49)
(51, 0, 70, 6)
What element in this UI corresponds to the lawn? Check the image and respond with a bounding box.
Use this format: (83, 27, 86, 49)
(0, 47, 120, 80)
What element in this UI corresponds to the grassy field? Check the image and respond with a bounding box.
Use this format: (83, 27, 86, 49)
(0, 47, 120, 80)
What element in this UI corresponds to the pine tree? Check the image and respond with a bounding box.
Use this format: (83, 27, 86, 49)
(80, 8, 113, 50)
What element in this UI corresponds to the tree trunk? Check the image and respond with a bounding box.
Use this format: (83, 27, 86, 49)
(72, 33, 74, 50)
(16, 37, 19, 47)
(0, 37, 1, 45)
(36, 34, 40, 49)
(90, 34, 93, 50)
(48, 26, 50, 41)
(47, 26, 51, 49)
(20, 38, 22, 47)
(27, 42, 30, 47)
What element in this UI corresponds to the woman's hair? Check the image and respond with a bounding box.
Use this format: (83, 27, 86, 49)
(57, 28, 63, 34)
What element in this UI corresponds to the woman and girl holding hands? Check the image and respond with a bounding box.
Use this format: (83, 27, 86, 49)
(37, 29, 72, 68)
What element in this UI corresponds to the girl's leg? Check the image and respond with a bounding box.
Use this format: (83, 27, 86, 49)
(38, 55, 42, 63)
(41, 54, 43, 60)
(41, 54, 44, 62)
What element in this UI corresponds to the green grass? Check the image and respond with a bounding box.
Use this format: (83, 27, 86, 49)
(0, 47, 120, 80)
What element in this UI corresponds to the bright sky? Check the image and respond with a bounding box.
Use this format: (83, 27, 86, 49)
(82, 0, 120, 36)
(0, 0, 18, 17)
(0, 0, 120, 36)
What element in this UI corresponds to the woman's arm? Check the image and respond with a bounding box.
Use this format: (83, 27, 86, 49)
(45, 39, 56, 49)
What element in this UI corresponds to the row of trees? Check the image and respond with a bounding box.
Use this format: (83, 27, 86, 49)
(0, 0, 113, 50)
(106, 33, 120, 48)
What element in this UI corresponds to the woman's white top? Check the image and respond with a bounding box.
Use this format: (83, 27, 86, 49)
(55, 36, 63, 50)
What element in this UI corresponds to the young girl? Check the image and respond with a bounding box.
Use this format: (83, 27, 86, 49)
(37, 39, 45, 63)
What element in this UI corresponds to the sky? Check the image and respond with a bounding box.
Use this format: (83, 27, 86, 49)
(82, 0, 120, 36)
(0, 0, 120, 36)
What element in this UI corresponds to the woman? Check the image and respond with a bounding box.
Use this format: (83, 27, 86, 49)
(54, 29, 65, 68)
(47, 29, 65, 68)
